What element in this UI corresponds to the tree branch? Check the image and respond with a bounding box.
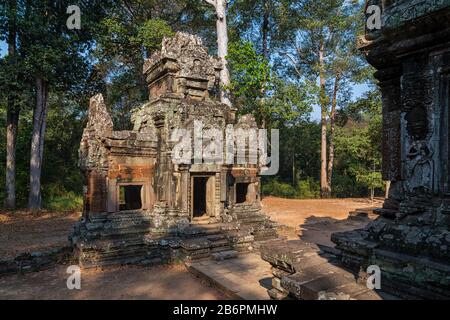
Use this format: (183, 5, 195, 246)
(122, 0, 135, 20)
(285, 53, 302, 77)
(204, 0, 216, 7)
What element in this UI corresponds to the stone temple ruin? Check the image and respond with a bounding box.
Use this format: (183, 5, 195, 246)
(261, 0, 450, 299)
(70, 32, 277, 267)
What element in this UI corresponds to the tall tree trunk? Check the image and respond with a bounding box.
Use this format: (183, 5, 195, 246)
(259, 0, 270, 129)
(6, 107, 19, 209)
(28, 77, 48, 211)
(326, 75, 340, 193)
(5, 0, 18, 209)
(205, 0, 232, 106)
(262, 0, 269, 60)
(292, 152, 295, 186)
(319, 43, 330, 198)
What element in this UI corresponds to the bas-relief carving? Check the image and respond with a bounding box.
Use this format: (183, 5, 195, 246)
(401, 75, 435, 199)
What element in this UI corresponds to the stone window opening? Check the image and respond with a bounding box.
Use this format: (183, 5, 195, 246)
(236, 183, 249, 204)
(119, 185, 143, 210)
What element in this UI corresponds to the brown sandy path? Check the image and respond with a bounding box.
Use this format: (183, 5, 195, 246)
(261, 197, 382, 243)
(0, 264, 227, 300)
(0, 210, 80, 259)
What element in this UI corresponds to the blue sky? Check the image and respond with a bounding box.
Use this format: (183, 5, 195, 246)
(0, 40, 6, 57)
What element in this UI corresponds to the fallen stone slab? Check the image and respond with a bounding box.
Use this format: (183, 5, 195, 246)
(211, 250, 238, 261)
(0, 246, 72, 277)
(186, 252, 272, 300)
(261, 239, 399, 300)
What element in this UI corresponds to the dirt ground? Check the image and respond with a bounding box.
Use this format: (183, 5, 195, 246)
(0, 210, 80, 259)
(261, 197, 382, 245)
(0, 197, 381, 300)
(0, 263, 227, 300)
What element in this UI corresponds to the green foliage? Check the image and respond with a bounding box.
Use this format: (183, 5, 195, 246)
(262, 177, 320, 199)
(356, 171, 383, 191)
(332, 91, 384, 198)
(226, 40, 271, 125)
(95, 13, 175, 129)
(297, 178, 320, 199)
(331, 174, 364, 198)
(227, 41, 271, 100)
(262, 179, 297, 198)
(227, 40, 312, 127)
(42, 185, 83, 212)
(0, 91, 84, 209)
(0, 0, 383, 211)
(266, 78, 313, 126)
(137, 19, 175, 54)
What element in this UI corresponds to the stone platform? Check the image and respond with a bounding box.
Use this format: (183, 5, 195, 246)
(187, 246, 397, 300)
(260, 239, 398, 300)
(70, 209, 277, 268)
(186, 252, 273, 300)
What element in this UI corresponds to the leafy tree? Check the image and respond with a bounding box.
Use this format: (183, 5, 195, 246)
(356, 170, 383, 202)
(333, 90, 383, 199)
(0, 0, 20, 209)
(226, 40, 270, 124)
(14, 0, 108, 210)
(227, 40, 311, 127)
(93, 1, 214, 128)
(228, 0, 280, 59)
(272, 0, 366, 197)
(94, 13, 174, 127)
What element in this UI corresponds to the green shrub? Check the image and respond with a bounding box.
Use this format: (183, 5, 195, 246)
(43, 191, 83, 212)
(297, 178, 320, 199)
(42, 183, 83, 212)
(262, 179, 297, 198)
(332, 174, 369, 198)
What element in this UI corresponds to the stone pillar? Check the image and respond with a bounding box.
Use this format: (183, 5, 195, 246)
(376, 66, 403, 215)
(179, 164, 190, 217)
(154, 113, 166, 203)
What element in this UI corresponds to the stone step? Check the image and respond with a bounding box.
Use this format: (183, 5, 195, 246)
(210, 245, 234, 253)
(180, 224, 223, 238)
(79, 246, 164, 268)
(209, 238, 231, 248)
(206, 234, 227, 242)
(211, 250, 238, 261)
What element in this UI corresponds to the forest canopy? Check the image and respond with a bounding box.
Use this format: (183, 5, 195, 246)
(0, 0, 383, 211)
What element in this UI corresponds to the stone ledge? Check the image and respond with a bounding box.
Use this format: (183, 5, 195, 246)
(0, 246, 72, 276)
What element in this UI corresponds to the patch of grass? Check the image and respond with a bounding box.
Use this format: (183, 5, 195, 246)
(44, 191, 83, 212)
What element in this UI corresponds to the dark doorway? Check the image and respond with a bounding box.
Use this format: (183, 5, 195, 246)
(193, 177, 207, 217)
(119, 185, 142, 210)
(236, 183, 249, 204)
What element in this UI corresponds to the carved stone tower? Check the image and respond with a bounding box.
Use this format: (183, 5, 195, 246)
(332, 0, 450, 299)
(71, 32, 277, 267)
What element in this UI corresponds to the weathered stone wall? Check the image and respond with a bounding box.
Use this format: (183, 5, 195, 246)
(332, 0, 450, 299)
(72, 32, 277, 268)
